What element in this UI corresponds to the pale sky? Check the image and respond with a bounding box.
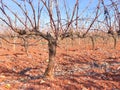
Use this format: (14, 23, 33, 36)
(0, 0, 119, 30)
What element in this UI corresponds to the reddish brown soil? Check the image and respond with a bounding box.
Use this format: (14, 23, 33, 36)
(0, 38, 120, 90)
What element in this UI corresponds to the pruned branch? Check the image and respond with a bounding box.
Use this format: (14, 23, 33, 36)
(82, 1, 100, 37)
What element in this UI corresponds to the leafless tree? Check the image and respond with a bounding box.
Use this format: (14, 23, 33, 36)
(101, 0, 113, 35)
(110, 0, 120, 35)
(1, 0, 115, 79)
(100, 0, 120, 48)
(0, 0, 80, 79)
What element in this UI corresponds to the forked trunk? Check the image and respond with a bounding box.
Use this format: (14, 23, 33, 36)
(44, 38, 56, 79)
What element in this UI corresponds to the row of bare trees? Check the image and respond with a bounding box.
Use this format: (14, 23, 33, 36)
(0, 0, 119, 79)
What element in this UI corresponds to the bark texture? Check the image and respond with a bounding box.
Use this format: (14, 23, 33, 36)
(44, 37, 56, 79)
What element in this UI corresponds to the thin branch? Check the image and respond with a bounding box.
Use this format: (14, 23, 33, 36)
(12, 0, 34, 28)
(28, 0, 37, 30)
(41, 0, 57, 34)
(0, 0, 14, 30)
(37, 0, 44, 29)
(83, 1, 100, 37)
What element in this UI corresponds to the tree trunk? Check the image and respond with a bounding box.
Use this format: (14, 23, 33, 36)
(44, 38, 56, 79)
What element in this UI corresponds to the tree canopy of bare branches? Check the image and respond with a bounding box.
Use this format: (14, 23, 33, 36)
(0, 0, 119, 79)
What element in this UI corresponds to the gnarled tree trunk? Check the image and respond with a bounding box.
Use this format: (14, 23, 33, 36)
(44, 37, 56, 79)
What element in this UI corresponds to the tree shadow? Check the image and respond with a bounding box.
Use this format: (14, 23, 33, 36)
(0, 66, 16, 74)
(80, 80, 104, 90)
(18, 67, 43, 80)
(86, 71, 120, 82)
(13, 52, 24, 57)
(83, 72, 120, 89)
(63, 84, 78, 90)
(0, 54, 9, 56)
(0, 66, 43, 81)
(61, 53, 90, 64)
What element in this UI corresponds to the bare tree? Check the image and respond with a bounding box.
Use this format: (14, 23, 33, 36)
(0, 0, 113, 79)
(100, 0, 119, 48)
(0, 0, 79, 79)
(110, 0, 120, 35)
(101, 0, 113, 34)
